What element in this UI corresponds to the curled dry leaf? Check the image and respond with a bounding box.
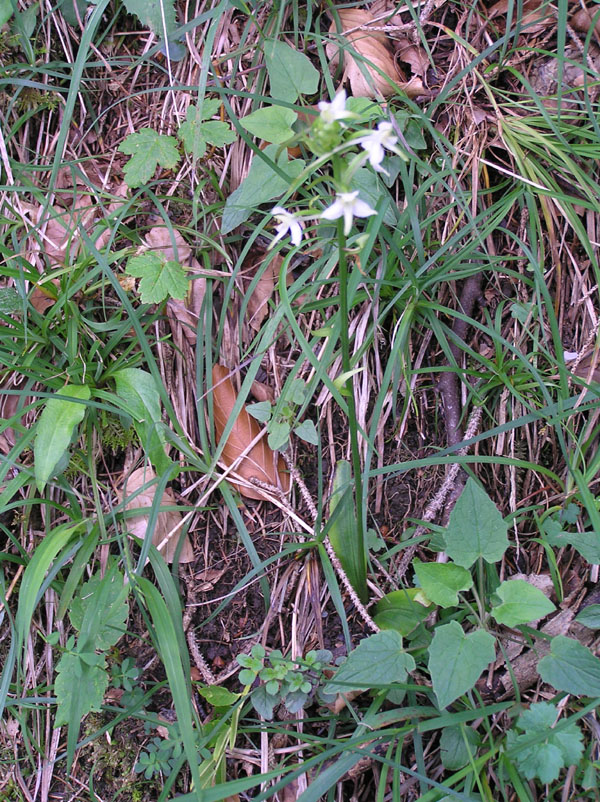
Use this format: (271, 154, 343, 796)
(243, 251, 283, 332)
(487, 0, 554, 35)
(212, 365, 289, 500)
(328, 8, 404, 97)
(118, 467, 194, 563)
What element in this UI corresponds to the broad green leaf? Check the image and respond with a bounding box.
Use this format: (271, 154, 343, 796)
(326, 630, 415, 694)
(440, 725, 480, 770)
(443, 478, 509, 568)
(121, 0, 176, 39)
(506, 702, 584, 783)
(428, 621, 495, 709)
(537, 635, 600, 695)
(178, 103, 235, 158)
(542, 517, 600, 564)
(113, 369, 171, 474)
(374, 588, 432, 635)
(264, 39, 320, 102)
(294, 419, 318, 445)
(34, 384, 90, 493)
(0, 287, 21, 314)
(70, 569, 129, 651)
(54, 652, 108, 727)
(267, 419, 291, 451)
(118, 129, 180, 188)
(413, 559, 473, 608)
(491, 579, 555, 627)
(575, 604, 600, 629)
(240, 106, 297, 144)
(246, 401, 272, 423)
(126, 252, 188, 304)
(197, 686, 240, 707)
(328, 460, 367, 603)
(221, 145, 305, 233)
(0, 0, 13, 26)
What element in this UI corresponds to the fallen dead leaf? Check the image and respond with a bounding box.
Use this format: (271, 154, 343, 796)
(328, 8, 404, 97)
(118, 467, 194, 563)
(243, 251, 283, 332)
(212, 364, 289, 500)
(488, 0, 554, 35)
(397, 38, 430, 78)
(195, 566, 227, 591)
(251, 379, 275, 403)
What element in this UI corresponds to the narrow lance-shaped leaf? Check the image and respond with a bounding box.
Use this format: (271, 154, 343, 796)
(34, 384, 90, 493)
(328, 460, 367, 603)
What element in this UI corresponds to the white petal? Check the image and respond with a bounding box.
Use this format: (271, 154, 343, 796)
(352, 199, 377, 218)
(343, 205, 354, 236)
(321, 199, 344, 221)
(289, 220, 304, 246)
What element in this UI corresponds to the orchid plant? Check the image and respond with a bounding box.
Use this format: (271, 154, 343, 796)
(264, 89, 408, 568)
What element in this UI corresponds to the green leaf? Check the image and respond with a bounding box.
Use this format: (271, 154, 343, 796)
(55, 652, 108, 727)
(16, 522, 83, 654)
(251, 684, 278, 719)
(413, 559, 473, 608)
(326, 631, 415, 694)
(126, 252, 188, 304)
(118, 129, 180, 188)
(374, 588, 432, 636)
(121, 0, 176, 39)
(178, 103, 235, 158)
(221, 145, 305, 234)
(0, 287, 21, 314)
(542, 517, 600, 564)
(264, 39, 320, 102)
(575, 604, 600, 629)
(267, 419, 291, 451)
(491, 579, 555, 627)
(506, 702, 584, 783)
(240, 105, 297, 144)
(328, 460, 367, 603)
(439, 725, 479, 770)
(428, 621, 495, 709)
(197, 686, 240, 707)
(442, 478, 509, 568)
(113, 369, 171, 474)
(537, 635, 600, 695)
(294, 419, 319, 445)
(0, 0, 13, 26)
(246, 401, 272, 423)
(34, 384, 90, 493)
(70, 569, 129, 651)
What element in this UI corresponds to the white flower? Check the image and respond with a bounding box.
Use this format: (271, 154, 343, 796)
(269, 206, 304, 248)
(320, 191, 376, 236)
(317, 90, 353, 125)
(354, 121, 399, 173)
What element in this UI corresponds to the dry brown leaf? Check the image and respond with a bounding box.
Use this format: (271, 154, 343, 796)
(118, 467, 194, 563)
(195, 566, 227, 591)
(488, 0, 553, 34)
(30, 281, 59, 314)
(397, 38, 430, 78)
(243, 252, 283, 332)
(212, 365, 289, 500)
(328, 8, 404, 97)
(251, 379, 275, 403)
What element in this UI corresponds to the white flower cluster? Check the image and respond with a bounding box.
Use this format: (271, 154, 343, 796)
(269, 91, 400, 248)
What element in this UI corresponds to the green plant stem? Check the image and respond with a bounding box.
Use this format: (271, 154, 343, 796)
(336, 218, 365, 564)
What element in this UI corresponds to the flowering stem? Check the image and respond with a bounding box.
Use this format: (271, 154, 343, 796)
(336, 218, 365, 568)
